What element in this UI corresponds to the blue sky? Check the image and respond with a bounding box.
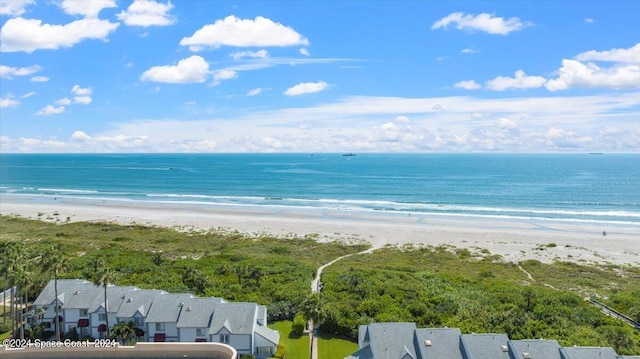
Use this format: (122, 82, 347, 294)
(1, 0, 639, 153)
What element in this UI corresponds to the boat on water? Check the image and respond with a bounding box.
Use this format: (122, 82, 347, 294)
(342, 153, 356, 157)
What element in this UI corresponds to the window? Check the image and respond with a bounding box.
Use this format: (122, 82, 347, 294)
(219, 334, 229, 344)
(98, 314, 106, 321)
(79, 309, 88, 317)
(155, 322, 165, 331)
(257, 347, 273, 355)
(196, 328, 205, 336)
(133, 317, 143, 326)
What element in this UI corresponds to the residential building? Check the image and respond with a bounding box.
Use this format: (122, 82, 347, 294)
(345, 323, 632, 359)
(32, 279, 279, 358)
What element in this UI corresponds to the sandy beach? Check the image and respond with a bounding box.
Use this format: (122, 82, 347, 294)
(1, 195, 639, 266)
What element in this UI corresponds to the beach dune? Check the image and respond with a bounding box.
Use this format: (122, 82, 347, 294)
(1, 195, 638, 266)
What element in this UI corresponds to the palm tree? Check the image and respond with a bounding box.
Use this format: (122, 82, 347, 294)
(301, 293, 327, 332)
(10, 263, 33, 339)
(111, 321, 136, 345)
(0, 240, 12, 325)
(40, 245, 67, 341)
(94, 263, 116, 339)
(4, 242, 26, 337)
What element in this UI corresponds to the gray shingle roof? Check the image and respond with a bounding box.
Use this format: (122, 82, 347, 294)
(176, 297, 219, 328)
(255, 323, 280, 346)
(509, 339, 562, 359)
(116, 289, 165, 319)
(33, 279, 94, 306)
(88, 285, 139, 313)
(560, 347, 619, 359)
(413, 328, 462, 359)
(362, 322, 418, 359)
(146, 293, 195, 323)
(460, 333, 510, 359)
(209, 302, 258, 335)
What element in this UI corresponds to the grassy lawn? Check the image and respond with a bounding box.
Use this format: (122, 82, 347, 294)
(318, 332, 358, 359)
(269, 320, 309, 359)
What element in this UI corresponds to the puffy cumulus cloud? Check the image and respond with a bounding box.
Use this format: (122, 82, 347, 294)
(56, 97, 72, 105)
(497, 117, 517, 129)
(575, 43, 640, 64)
(211, 69, 237, 86)
(180, 15, 309, 51)
(117, 0, 176, 27)
(36, 105, 65, 115)
(247, 88, 263, 96)
(454, 80, 481, 90)
(284, 81, 328, 96)
(545, 59, 640, 91)
(141, 55, 210, 84)
(431, 12, 531, 35)
(545, 127, 593, 149)
(0, 64, 42, 78)
(395, 115, 410, 123)
(31, 76, 49, 82)
(71, 85, 92, 96)
(60, 0, 116, 18)
(230, 49, 269, 60)
(0, 95, 20, 108)
(300, 48, 310, 56)
(0, 17, 119, 53)
(486, 70, 546, 91)
(0, 0, 33, 16)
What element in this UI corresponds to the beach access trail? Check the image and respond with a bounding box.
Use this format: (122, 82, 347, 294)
(308, 247, 381, 359)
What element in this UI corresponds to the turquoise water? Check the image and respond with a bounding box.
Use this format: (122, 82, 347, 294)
(1, 153, 638, 224)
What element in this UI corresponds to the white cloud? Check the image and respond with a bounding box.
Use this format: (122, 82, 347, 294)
(31, 76, 49, 82)
(247, 88, 263, 96)
(0, 95, 20, 108)
(211, 69, 238, 86)
(70, 85, 93, 104)
(230, 49, 269, 60)
(74, 96, 92, 105)
(141, 55, 210, 84)
(455, 80, 481, 90)
(117, 0, 176, 27)
(56, 98, 72, 105)
(395, 116, 410, 123)
(486, 70, 547, 91)
(36, 105, 65, 115)
(0, 64, 41, 78)
(545, 59, 640, 91)
(71, 85, 92, 96)
(432, 12, 531, 35)
(60, 0, 116, 18)
(284, 81, 328, 96)
(0, 0, 33, 16)
(584, 18, 595, 23)
(0, 17, 119, 53)
(180, 15, 309, 51)
(461, 48, 478, 54)
(575, 43, 640, 64)
(300, 48, 310, 56)
(21, 91, 35, 99)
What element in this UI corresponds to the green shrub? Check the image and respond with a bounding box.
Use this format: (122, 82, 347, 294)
(273, 343, 286, 359)
(291, 313, 306, 337)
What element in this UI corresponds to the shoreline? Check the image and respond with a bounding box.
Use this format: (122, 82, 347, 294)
(1, 194, 639, 266)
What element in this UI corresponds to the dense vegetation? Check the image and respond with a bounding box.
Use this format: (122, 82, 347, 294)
(1, 215, 638, 355)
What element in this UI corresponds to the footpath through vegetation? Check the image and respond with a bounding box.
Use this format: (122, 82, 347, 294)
(1, 215, 639, 356)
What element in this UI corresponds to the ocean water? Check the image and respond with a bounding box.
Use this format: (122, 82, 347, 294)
(0, 153, 638, 224)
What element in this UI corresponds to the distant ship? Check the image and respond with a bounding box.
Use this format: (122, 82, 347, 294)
(342, 153, 356, 157)
(589, 152, 604, 155)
